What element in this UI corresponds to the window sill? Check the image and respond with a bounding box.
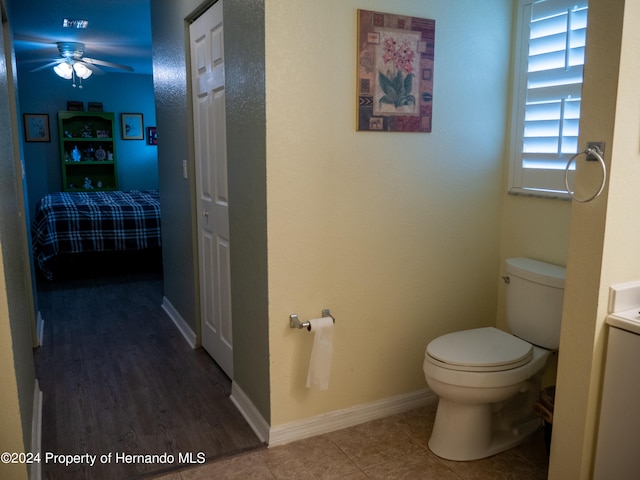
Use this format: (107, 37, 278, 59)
(508, 187, 571, 201)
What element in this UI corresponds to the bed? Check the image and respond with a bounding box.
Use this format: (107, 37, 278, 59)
(32, 190, 162, 280)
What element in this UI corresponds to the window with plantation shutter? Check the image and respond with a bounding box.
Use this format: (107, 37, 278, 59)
(509, 0, 588, 197)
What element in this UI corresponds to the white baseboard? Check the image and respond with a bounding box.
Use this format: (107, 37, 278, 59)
(35, 311, 44, 347)
(230, 382, 270, 444)
(161, 296, 198, 348)
(30, 380, 43, 480)
(268, 388, 436, 447)
(159, 299, 433, 449)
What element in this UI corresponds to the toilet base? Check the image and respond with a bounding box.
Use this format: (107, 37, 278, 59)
(428, 392, 542, 461)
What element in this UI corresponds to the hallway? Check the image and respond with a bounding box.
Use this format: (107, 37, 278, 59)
(34, 266, 264, 479)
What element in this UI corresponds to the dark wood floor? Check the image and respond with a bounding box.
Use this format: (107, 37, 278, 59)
(35, 264, 264, 480)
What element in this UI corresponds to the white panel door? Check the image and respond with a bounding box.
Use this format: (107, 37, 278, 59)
(189, 1, 233, 378)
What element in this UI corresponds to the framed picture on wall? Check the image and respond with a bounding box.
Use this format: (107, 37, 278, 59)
(147, 126, 157, 145)
(356, 10, 436, 133)
(23, 114, 50, 142)
(121, 113, 144, 140)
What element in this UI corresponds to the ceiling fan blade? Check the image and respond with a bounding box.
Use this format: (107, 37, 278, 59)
(30, 60, 63, 73)
(13, 35, 58, 50)
(22, 58, 59, 65)
(83, 57, 134, 72)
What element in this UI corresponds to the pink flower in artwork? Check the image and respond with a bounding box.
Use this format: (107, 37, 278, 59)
(382, 37, 397, 64)
(395, 40, 415, 74)
(381, 37, 415, 74)
(378, 35, 417, 109)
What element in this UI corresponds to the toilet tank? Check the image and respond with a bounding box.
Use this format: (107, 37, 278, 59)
(505, 257, 566, 350)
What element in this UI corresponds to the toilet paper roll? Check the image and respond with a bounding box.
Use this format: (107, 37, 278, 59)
(306, 316, 334, 390)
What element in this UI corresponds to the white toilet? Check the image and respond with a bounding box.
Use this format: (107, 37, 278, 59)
(423, 257, 565, 461)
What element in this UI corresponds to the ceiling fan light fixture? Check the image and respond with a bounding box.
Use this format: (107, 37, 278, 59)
(34, 40, 132, 87)
(53, 62, 73, 79)
(73, 62, 92, 79)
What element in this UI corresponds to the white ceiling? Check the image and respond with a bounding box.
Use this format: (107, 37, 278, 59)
(7, 0, 153, 75)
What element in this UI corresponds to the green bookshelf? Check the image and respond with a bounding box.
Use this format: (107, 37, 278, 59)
(58, 111, 118, 191)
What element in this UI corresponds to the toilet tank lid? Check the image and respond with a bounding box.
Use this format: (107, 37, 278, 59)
(506, 257, 566, 288)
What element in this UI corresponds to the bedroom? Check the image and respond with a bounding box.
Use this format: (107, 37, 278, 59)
(11, 0, 159, 259)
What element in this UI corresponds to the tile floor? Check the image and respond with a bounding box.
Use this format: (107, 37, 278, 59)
(148, 402, 549, 480)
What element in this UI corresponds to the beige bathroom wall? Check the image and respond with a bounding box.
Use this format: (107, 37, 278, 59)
(497, 195, 571, 333)
(265, 0, 513, 426)
(549, 0, 640, 477)
(0, 247, 29, 480)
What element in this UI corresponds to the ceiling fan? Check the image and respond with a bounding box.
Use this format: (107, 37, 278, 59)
(30, 41, 134, 87)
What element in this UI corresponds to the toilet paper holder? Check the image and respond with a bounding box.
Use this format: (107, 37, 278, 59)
(290, 309, 335, 331)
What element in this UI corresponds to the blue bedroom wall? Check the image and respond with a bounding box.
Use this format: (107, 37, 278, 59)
(16, 70, 157, 215)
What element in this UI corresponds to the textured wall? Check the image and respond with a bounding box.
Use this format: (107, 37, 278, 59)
(223, 0, 270, 422)
(0, 3, 36, 478)
(150, 0, 202, 334)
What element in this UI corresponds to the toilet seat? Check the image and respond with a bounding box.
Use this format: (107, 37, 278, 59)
(426, 327, 533, 372)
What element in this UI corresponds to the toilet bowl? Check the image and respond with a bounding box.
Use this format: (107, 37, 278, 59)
(422, 258, 566, 461)
(424, 327, 551, 461)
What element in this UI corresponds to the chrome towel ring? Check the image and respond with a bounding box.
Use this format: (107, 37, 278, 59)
(564, 146, 607, 203)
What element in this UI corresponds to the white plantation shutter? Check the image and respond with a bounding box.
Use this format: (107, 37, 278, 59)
(510, 0, 588, 196)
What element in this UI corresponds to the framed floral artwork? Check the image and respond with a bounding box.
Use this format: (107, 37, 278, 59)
(357, 10, 435, 132)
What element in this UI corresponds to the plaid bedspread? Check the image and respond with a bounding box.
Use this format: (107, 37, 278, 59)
(32, 190, 162, 280)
